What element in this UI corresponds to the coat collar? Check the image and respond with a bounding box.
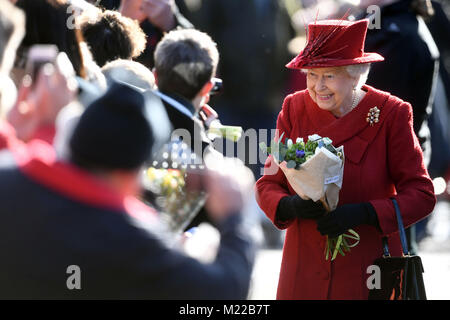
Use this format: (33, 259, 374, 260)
(156, 90, 196, 117)
(303, 85, 391, 146)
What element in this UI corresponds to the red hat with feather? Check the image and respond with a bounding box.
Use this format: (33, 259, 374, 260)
(286, 19, 384, 69)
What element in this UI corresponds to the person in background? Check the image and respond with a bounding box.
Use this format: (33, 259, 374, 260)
(0, 0, 24, 150)
(256, 19, 435, 299)
(12, 0, 87, 83)
(1, 1, 77, 156)
(102, 59, 155, 90)
(181, 0, 294, 177)
(152, 28, 260, 240)
(0, 82, 255, 299)
(100, 0, 194, 69)
(153, 28, 218, 160)
(0, 0, 24, 119)
(79, 9, 146, 67)
(179, 1, 294, 247)
(151, 29, 222, 233)
(360, 0, 440, 253)
(6, 51, 79, 145)
(426, 0, 450, 199)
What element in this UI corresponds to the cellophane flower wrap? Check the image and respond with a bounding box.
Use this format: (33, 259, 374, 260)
(142, 141, 208, 235)
(260, 133, 360, 260)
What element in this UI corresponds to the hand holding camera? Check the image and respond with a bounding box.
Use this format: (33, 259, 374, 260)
(7, 45, 77, 142)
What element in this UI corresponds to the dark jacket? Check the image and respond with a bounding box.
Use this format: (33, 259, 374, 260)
(363, 0, 440, 153)
(151, 90, 214, 229)
(156, 90, 212, 160)
(426, 0, 450, 177)
(0, 149, 254, 299)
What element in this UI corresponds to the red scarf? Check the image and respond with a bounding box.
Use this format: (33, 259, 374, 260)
(12, 139, 157, 222)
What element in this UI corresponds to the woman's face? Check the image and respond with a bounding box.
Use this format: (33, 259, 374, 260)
(306, 66, 357, 117)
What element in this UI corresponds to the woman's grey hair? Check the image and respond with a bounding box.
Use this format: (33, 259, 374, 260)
(301, 63, 371, 89)
(345, 63, 371, 89)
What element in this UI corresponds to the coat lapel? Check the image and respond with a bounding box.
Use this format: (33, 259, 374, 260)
(303, 85, 394, 147)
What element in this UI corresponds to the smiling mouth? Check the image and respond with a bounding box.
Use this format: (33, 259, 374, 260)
(317, 94, 333, 101)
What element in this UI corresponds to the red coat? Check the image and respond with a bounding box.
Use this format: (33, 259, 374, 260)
(255, 85, 436, 300)
(0, 120, 55, 152)
(0, 120, 16, 151)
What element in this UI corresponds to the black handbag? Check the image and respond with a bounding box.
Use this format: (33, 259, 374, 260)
(368, 198, 427, 300)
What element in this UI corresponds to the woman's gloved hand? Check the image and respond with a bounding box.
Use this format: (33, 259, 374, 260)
(316, 202, 379, 238)
(276, 195, 327, 222)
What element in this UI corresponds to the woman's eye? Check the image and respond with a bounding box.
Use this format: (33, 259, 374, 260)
(325, 74, 334, 79)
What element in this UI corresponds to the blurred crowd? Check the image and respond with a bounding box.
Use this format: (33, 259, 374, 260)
(0, 0, 449, 299)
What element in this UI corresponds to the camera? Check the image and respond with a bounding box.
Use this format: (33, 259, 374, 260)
(209, 77, 223, 95)
(25, 44, 59, 84)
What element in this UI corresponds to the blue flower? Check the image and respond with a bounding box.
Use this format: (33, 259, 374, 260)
(318, 140, 324, 148)
(296, 150, 305, 158)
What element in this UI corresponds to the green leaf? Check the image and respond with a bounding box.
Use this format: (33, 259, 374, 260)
(286, 160, 296, 169)
(342, 234, 359, 241)
(344, 229, 360, 248)
(347, 229, 360, 238)
(341, 237, 351, 252)
(325, 243, 330, 260)
(325, 236, 331, 260)
(270, 140, 278, 151)
(278, 132, 285, 143)
(273, 151, 280, 162)
(279, 145, 288, 160)
(331, 236, 343, 261)
(259, 142, 267, 153)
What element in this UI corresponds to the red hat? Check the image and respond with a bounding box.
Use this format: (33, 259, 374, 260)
(286, 19, 384, 69)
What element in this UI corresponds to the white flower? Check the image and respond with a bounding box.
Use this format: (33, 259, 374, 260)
(296, 137, 304, 144)
(323, 137, 333, 145)
(308, 134, 322, 141)
(287, 139, 293, 148)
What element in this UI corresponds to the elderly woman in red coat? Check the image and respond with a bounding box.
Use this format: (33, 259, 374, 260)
(255, 19, 436, 300)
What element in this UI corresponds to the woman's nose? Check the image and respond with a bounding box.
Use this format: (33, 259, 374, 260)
(315, 77, 326, 91)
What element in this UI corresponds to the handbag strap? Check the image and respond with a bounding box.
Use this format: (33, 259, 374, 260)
(382, 198, 410, 257)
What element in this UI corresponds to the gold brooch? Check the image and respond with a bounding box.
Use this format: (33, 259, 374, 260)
(366, 107, 380, 126)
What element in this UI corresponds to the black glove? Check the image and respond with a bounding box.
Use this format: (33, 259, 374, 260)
(317, 202, 379, 238)
(276, 195, 327, 222)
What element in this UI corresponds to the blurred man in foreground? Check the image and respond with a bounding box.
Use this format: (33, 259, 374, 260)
(0, 82, 255, 299)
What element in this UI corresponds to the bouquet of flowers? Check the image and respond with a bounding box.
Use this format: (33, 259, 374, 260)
(260, 133, 360, 261)
(143, 167, 208, 234)
(142, 141, 208, 234)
